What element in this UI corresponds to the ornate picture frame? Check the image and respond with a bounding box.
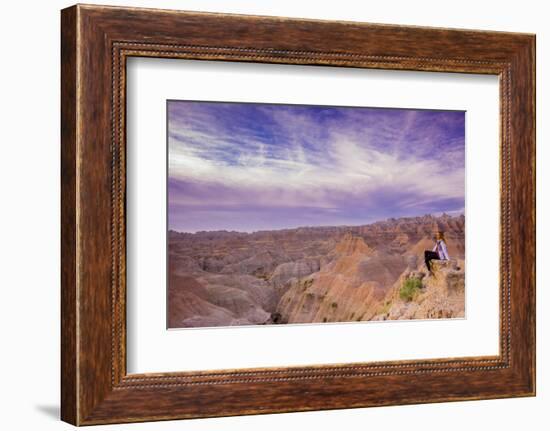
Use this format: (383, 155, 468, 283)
(61, 4, 535, 425)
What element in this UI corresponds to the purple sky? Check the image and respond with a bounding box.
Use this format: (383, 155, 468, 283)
(168, 101, 465, 233)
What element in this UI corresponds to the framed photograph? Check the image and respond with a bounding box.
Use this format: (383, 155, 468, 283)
(61, 4, 536, 425)
(165, 100, 467, 330)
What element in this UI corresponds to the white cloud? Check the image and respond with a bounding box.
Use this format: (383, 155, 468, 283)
(167, 102, 464, 214)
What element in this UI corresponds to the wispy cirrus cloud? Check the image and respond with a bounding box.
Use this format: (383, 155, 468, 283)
(168, 101, 465, 232)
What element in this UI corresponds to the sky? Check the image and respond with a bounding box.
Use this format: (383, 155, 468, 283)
(167, 100, 465, 233)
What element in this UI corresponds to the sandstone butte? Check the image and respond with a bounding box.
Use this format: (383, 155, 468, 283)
(167, 214, 465, 328)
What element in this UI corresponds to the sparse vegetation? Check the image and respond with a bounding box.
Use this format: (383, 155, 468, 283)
(300, 278, 314, 291)
(331, 302, 338, 308)
(379, 300, 392, 315)
(399, 277, 423, 302)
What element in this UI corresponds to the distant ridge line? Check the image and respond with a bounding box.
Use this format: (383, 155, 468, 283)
(169, 213, 465, 236)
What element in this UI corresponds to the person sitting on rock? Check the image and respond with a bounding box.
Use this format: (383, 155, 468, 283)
(424, 231, 450, 274)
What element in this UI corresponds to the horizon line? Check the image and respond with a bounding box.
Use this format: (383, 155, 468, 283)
(169, 212, 465, 235)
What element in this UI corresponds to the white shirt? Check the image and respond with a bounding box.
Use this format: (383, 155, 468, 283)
(433, 239, 450, 260)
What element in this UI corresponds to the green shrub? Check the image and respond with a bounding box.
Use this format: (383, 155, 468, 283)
(399, 278, 423, 302)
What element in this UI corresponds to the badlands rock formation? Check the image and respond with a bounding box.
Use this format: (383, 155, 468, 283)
(168, 214, 465, 328)
(372, 258, 465, 321)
